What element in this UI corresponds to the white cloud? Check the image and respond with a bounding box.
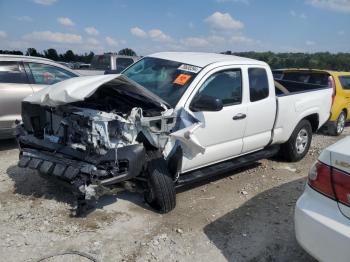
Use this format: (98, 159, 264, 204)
(180, 37, 210, 47)
(85, 26, 99, 36)
(105, 36, 119, 46)
(0, 31, 7, 38)
(207, 35, 226, 44)
(230, 35, 256, 44)
(57, 17, 75, 26)
(148, 29, 172, 42)
(130, 27, 172, 42)
(338, 30, 345, 35)
(178, 34, 256, 50)
(23, 31, 82, 44)
(306, 0, 350, 13)
(33, 0, 57, 5)
(130, 27, 147, 38)
(204, 12, 244, 30)
(86, 38, 99, 46)
(14, 16, 33, 22)
(306, 40, 316, 46)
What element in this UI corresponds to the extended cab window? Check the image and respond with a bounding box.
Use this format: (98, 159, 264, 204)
(339, 76, 350, 90)
(27, 63, 77, 85)
(0, 61, 28, 84)
(198, 69, 242, 106)
(248, 68, 269, 102)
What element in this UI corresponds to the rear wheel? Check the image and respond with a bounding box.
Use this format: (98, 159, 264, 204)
(280, 119, 312, 162)
(329, 111, 346, 136)
(144, 155, 176, 214)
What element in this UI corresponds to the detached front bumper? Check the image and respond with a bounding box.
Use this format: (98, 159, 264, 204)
(17, 134, 146, 198)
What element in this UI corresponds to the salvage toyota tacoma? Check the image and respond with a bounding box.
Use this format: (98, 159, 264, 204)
(16, 52, 333, 214)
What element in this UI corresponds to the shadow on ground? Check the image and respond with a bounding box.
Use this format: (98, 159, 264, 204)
(6, 164, 76, 205)
(6, 160, 262, 217)
(204, 178, 316, 262)
(6, 164, 151, 216)
(176, 162, 261, 193)
(0, 138, 17, 151)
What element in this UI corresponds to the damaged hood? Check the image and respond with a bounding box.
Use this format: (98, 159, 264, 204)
(24, 74, 170, 109)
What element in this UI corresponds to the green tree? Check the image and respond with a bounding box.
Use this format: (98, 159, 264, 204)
(118, 48, 137, 56)
(63, 50, 76, 62)
(44, 48, 59, 61)
(25, 48, 41, 57)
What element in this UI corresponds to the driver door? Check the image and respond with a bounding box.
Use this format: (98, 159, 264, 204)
(182, 68, 247, 172)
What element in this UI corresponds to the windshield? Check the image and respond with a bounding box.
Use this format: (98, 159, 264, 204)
(123, 57, 201, 107)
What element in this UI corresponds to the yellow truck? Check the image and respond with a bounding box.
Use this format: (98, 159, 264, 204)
(273, 69, 350, 135)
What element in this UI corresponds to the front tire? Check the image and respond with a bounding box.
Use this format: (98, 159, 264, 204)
(144, 156, 176, 214)
(280, 119, 312, 162)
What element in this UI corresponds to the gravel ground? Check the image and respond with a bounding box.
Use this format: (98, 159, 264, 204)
(0, 127, 349, 262)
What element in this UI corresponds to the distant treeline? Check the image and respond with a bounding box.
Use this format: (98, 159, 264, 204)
(223, 51, 350, 71)
(0, 47, 137, 63)
(1, 48, 349, 71)
(0, 48, 95, 63)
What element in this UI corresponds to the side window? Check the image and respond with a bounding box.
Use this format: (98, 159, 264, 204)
(248, 68, 269, 102)
(0, 61, 28, 84)
(339, 76, 350, 90)
(197, 69, 242, 106)
(116, 58, 134, 73)
(27, 63, 77, 85)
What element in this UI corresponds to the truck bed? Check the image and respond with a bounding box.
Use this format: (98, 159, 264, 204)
(272, 81, 332, 144)
(275, 79, 328, 96)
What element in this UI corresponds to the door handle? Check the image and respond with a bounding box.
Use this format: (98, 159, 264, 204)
(232, 113, 246, 120)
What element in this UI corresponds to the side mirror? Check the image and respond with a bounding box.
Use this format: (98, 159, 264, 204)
(190, 94, 223, 112)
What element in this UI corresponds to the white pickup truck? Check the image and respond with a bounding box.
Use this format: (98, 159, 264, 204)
(16, 52, 332, 214)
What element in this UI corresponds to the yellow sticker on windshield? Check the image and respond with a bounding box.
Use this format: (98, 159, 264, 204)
(173, 74, 191, 86)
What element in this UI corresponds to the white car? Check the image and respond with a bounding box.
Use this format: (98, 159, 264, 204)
(17, 52, 332, 213)
(295, 136, 350, 262)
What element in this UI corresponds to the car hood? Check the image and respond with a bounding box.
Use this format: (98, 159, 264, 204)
(24, 74, 170, 110)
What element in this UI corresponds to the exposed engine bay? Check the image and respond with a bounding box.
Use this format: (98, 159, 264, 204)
(38, 105, 177, 155)
(16, 74, 203, 212)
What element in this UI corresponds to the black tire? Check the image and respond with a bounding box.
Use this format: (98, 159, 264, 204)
(329, 111, 346, 136)
(144, 155, 176, 214)
(280, 119, 312, 162)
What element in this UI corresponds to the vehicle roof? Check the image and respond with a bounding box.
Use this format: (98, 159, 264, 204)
(0, 54, 80, 75)
(93, 54, 140, 59)
(0, 54, 53, 63)
(148, 52, 267, 68)
(279, 68, 350, 76)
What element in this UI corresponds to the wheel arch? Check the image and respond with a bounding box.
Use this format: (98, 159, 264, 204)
(303, 113, 319, 133)
(342, 108, 348, 118)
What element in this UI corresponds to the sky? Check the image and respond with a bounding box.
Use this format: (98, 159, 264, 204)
(0, 0, 349, 56)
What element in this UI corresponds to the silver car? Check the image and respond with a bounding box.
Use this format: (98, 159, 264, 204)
(0, 54, 80, 139)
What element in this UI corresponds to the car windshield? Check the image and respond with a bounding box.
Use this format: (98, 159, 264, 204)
(123, 57, 201, 107)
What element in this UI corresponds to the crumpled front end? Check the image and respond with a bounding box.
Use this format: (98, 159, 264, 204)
(16, 75, 204, 205)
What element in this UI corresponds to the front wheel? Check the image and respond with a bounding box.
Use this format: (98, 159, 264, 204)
(144, 157, 176, 213)
(280, 119, 312, 162)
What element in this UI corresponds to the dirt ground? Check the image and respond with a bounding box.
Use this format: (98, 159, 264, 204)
(0, 127, 349, 262)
